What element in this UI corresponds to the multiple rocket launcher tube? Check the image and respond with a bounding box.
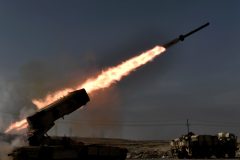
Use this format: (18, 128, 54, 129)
(27, 89, 90, 145)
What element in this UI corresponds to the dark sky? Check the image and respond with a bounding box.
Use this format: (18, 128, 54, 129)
(0, 0, 240, 140)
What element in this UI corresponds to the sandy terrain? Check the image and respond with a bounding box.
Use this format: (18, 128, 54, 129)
(75, 137, 240, 159)
(74, 137, 170, 159)
(1, 134, 240, 159)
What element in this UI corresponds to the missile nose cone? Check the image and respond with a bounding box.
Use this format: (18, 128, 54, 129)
(182, 22, 210, 39)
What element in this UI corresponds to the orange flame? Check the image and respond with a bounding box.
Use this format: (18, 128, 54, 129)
(5, 119, 28, 133)
(78, 46, 166, 93)
(33, 88, 74, 109)
(33, 45, 165, 108)
(5, 45, 166, 133)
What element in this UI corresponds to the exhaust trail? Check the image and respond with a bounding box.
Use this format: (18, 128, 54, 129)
(5, 45, 166, 133)
(32, 46, 165, 108)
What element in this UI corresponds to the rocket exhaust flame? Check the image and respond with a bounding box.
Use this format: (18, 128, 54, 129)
(5, 45, 166, 133)
(5, 119, 28, 133)
(33, 45, 166, 108)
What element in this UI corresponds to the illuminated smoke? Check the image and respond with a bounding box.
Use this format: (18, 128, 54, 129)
(5, 45, 165, 133)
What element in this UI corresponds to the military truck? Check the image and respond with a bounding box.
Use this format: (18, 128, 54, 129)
(215, 132, 238, 158)
(170, 132, 238, 159)
(9, 89, 128, 160)
(190, 134, 219, 158)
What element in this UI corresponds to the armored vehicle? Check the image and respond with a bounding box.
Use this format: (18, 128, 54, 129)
(9, 89, 128, 160)
(170, 132, 238, 159)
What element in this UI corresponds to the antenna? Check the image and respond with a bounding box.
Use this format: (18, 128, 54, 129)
(186, 119, 190, 134)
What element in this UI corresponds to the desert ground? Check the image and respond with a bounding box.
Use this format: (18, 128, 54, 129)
(1, 134, 240, 159)
(74, 137, 173, 159)
(75, 137, 240, 159)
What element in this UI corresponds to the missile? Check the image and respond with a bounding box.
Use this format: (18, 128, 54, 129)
(163, 22, 210, 48)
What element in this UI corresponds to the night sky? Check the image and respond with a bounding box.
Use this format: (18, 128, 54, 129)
(0, 0, 240, 140)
